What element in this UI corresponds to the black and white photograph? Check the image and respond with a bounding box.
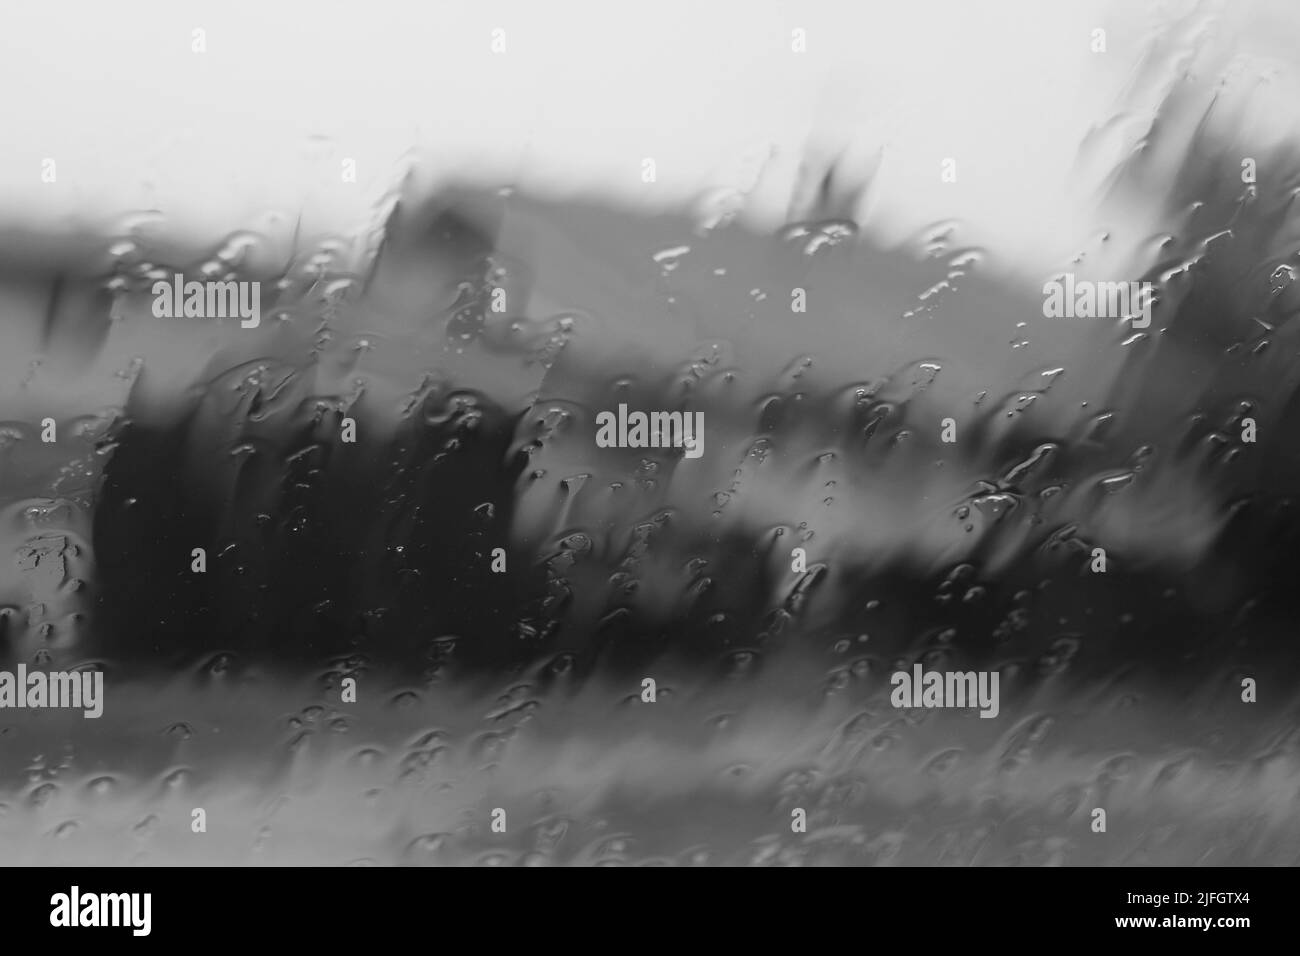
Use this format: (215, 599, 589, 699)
(0, 0, 1293, 935)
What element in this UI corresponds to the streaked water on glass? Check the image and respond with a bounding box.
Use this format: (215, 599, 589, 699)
(3, 5, 1300, 866)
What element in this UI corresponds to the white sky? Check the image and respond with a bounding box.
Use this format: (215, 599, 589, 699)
(1, 0, 1297, 273)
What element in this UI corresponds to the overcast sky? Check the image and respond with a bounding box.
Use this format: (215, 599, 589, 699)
(2, 0, 1297, 275)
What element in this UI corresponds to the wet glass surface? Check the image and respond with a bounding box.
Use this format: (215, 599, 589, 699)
(2, 3, 1300, 867)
